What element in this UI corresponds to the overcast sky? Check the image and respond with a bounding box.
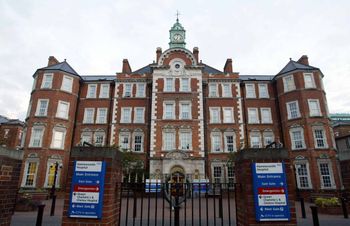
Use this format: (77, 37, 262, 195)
(1, 0, 349, 120)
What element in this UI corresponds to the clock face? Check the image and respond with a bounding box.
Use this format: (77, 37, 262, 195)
(173, 34, 183, 42)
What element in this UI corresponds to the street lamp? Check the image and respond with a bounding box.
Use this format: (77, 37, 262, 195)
(50, 162, 61, 216)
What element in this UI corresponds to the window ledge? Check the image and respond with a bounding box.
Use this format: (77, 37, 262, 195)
(55, 117, 69, 121)
(292, 148, 307, 151)
(49, 148, 65, 151)
(288, 117, 302, 121)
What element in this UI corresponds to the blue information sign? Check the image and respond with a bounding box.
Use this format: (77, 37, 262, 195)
(68, 161, 106, 219)
(252, 162, 290, 221)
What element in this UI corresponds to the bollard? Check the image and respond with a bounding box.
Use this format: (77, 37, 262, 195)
(36, 204, 45, 226)
(50, 195, 56, 216)
(341, 197, 348, 219)
(300, 197, 306, 218)
(310, 206, 319, 226)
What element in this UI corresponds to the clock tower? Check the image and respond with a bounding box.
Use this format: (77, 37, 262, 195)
(169, 18, 186, 49)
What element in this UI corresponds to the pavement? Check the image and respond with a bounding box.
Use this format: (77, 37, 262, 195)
(10, 198, 350, 226)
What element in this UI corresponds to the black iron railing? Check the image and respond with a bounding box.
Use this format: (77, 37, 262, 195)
(119, 182, 239, 226)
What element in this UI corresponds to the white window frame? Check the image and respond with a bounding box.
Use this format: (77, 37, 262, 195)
(134, 107, 145, 123)
(123, 83, 133, 97)
(50, 127, 66, 150)
(224, 132, 236, 152)
(304, 73, 316, 89)
(121, 107, 132, 123)
(250, 132, 261, 148)
(29, 127, 44, 148)
(56, 100, 70, 119)
(295, 161, 313, 189)
(180, 78, 191, 92)
(83, 108, 95, 124)
(258, 84, 269, 98)
(289, 127, 306, 150)
(35, 99, 49, 117)
(163, 101, 175, 120)
(308, 99, 322, 117)
(263, 131, 274, 147)
(21, 158, 39, 187)
(119, 132, 130, 150)
(61, 75, 73, 93)
(313, 127, 328, 149)
(286, 101, 300, 119)
(179, 130, 192, 150)
(99, 84, 110, 98)
(96, 108, 108, 124)
(179, 102, 192, 120)
(212, 165, 223, 183)
(133, 132, 144, 152)
(136, 83, 146, 97)
(211, 132, 222, 152)
(80, 132, 93, 145)
(164, 78, 175, 92)
(94, 131, 105, 147)
(221, 83, 232, 97)
(260, 108, 272, 124)
(283, 75, 296, 92)
(317, 159, 336, 189)
(248, 108, 259, 124)
(41, 73, 53, 89)
(87, 84, 97, 98)
(210, 107, 221, 123)
(209, 83, 218, 97)
(163, 130, 175, 151)
(223, 107, 234, 123)
(44, 159, 62, 188)
(245, 84, 256, 98)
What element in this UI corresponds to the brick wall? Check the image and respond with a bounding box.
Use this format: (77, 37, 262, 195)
(61, 147, 122, 226)
(0, 148, 23, 226)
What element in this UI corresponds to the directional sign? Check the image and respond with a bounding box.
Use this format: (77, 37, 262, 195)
(68, 161, 106, 219)
(252, 162, 290, 221)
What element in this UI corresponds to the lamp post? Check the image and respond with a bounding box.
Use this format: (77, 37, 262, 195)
(50, 162, 60, 216)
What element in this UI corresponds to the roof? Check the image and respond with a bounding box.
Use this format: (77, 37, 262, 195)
(277, 60, 319, 76)
(201, 64, 223, 74)
(0, 115, 9, 124)
(240, 75, 274, 81)
(132, 65, 152, 74)
(3, 119, 25, 126)
(38, 61, 79, 76)
(81, 75, 115, 81)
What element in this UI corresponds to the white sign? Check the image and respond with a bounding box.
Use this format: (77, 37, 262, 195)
(75, 161, 102, 172)
(255, 163, 283, 174)
(258, 194, 287, 206)
(72, 192, 100, 204)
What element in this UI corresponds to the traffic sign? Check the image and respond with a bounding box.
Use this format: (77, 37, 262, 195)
(68, 161, 106, 219)
(252, 162, 290, 221)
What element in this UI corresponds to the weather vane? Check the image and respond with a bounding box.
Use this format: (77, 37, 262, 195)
(176, 10, 181, 22)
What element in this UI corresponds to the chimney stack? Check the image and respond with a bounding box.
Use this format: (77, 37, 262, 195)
(48, 56, 59, 66)
(224, 58, 233, 73)
(297, 55, 309, 66)
(156, 47, 162, 63)
(193, 47, 199, 63)
(122, 59, 132, 73)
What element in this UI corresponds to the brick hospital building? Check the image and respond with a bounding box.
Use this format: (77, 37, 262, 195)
(19, 19, 341, 196)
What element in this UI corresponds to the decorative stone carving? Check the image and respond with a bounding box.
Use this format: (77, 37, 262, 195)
(165, 150, 189, 160)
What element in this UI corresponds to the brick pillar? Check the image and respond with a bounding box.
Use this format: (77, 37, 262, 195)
(0, 148, 23, 226)
(235, 148, 297, 226)
(62, 147, 122, 226)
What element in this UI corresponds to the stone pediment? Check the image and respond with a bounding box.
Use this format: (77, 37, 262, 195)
(164, 150, 189, 160)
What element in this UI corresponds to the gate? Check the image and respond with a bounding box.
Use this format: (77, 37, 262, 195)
(119, 181, 238, 226)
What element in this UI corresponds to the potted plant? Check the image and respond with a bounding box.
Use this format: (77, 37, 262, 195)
(314, 197, 342, 215)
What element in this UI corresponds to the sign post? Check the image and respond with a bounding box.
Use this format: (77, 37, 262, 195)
(68, 161, 106, 219)
(252, 162, 290, 221)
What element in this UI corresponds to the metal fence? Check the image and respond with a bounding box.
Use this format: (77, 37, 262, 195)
(119, 182, 238, 226)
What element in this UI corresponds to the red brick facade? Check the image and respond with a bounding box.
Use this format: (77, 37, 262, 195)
(0, 116, 24, 149)
(19, 20, 341, 198)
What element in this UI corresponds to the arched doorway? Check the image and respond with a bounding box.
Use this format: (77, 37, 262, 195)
(170, 165, 185, 183)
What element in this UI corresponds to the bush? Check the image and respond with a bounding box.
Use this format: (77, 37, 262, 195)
(315, 197, 340, 208)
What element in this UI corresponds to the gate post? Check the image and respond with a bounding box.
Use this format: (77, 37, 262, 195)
(61, 147, 122, 226)
(235, 148, 297, 226)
